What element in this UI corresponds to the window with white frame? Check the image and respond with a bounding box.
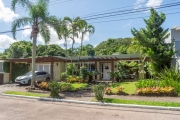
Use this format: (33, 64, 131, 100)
(35, 64, 50, 73)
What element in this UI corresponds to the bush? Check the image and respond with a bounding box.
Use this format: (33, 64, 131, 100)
(114, 86, 124, 95)
(59, 82, 72, 91)
(105, 87, 112, 95)
(135, 79, 160, 88)
(159, 67, 180, 82)
(66, 75, 84, 83)
(92, 83, 106, 102)
(136, 86, 177, 96)
(48, 81, 60, 98)
(38, 82, 49, 90)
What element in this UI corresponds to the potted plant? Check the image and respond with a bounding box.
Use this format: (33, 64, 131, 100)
(108, 71, 116, 82)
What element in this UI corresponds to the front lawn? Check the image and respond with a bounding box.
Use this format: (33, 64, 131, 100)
(104, 98, 180, 107)
(5, 91, 49, 97)
(110, 82, 137, 95)
(59, 82, 88, 91)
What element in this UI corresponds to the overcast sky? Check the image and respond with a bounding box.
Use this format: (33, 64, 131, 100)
(0, 0, 180, 52)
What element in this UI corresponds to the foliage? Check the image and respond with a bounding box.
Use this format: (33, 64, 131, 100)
(48, 81, 60, 98)
(38, 81, 49, 90)
(136, 86, 177, 96)
(94, 38, 131, 55)
(114, 86, 124, 94)
(66, 75, 84, 83)
(105, 87, 112, 94)
(131, 8, 175, 74)
(3, 62, 10, 73)
(135, 79, 160, 88)
(3, 62, 29, 82)
(37, 44, 66, 57)
(92, 83, 106, 102)
(103, 98, 180, 107)
(59, 82, 72, 91)
(5, 41, 32, 58)
(159, 67, 180, 82)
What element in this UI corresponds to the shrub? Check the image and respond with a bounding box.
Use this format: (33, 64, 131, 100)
(136, 86, 177, 96)
(114, 86, 124, 95)
(59, 82, 72, 91)
(159, 67, 180, 82)
(38, 81, 49, 90)
(66, 75, 84, 83)
(105, 87, 112, 95)
(48, 81, 60, 98)
(135, 79, 160, 88)
(92, 83, 106, 102)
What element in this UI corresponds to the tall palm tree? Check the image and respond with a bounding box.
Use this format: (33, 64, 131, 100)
(57, 20, 71, 72)
(63, 17, 81, 75)
(78, 20, 95, 67)
(11, 0, 59, 87)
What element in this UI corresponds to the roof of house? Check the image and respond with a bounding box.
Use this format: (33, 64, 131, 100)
(0, 54, 143, 62)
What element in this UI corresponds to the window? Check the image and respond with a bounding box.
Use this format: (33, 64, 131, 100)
(0, 62, 3, 73)
(35, 64, 50, 73)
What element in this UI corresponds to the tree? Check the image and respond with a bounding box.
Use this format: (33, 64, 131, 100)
(6, 41, 32, 58)
(63, 17, 81, 75)
(37, 44, 65, 56)
(131, 8, 175, 74)
(11, 0, 59, 87)
(78, 20, 95, 67)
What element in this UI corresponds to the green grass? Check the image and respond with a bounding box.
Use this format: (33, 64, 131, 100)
(5, 91, 49, 97)
(104, 98, 180, 107)
(110, 82, 137, 94)
(71, 83, 88, 90)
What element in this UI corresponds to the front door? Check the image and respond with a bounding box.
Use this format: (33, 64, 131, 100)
(101, 63, 111, 80)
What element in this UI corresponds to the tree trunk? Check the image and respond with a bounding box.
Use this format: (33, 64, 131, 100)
(31, 34, 37, 87)
(65, 40, 67, 73)
(77, 33, 84, 71)
(71, 41, 74, 75)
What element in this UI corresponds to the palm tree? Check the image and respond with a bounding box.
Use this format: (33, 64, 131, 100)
(57, 20, 71, 72)
(77, 20, 95, 67)
(63, 17, 81, 75)
(11, 0, 59, 87)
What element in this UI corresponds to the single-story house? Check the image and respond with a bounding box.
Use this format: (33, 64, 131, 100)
(0, 54, 149, 84)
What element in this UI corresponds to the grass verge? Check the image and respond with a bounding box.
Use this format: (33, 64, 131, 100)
(5, 91, 49, 97)
(103, 98, 180, 107)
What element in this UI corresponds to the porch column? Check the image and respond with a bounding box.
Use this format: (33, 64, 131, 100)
(51, 61, 54, 80)
(111, 60, 114, 72)
(9, 61, 12, 83)
(95, 61, 97, 79)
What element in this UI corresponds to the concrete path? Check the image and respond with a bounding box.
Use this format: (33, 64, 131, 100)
(0, 96, 180, 120)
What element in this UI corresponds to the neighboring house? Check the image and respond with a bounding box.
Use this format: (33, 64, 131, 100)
(165, 26, 180, 68)
(0, 54, 148, 84)
(0, 60, 10, 84)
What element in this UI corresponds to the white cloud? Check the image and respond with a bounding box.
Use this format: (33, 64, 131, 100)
(134, 0, 163, 9)
(0, 35, 16, 49)
(0, 0, 19, 22)
(146, 0, 163, 8)
(37, 28, 90, 45)
(134, 0, 146, 9)
(22, 25, 31, 37)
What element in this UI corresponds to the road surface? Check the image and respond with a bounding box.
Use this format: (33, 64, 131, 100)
(0, 96, 179, 120)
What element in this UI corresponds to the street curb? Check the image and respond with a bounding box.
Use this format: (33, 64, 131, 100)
(2, 93, 180, 111)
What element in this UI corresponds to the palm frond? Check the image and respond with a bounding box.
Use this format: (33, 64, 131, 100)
(11, 0, 33, 11)
(39, 22, 50, 44)
(12, 17, 32, 39)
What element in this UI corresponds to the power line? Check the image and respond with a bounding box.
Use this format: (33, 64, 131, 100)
(82, 0, 179, 17)
(83, 2, 180, 21)
(0, 11, 180, 35)
(90, 11, 180, 24)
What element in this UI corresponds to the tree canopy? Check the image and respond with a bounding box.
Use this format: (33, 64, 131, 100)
(131, 8, 175, 74)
